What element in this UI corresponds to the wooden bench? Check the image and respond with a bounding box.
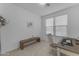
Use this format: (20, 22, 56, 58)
(20, 37, 40, 49)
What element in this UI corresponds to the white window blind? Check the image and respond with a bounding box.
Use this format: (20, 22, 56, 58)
(55, 15, 68, 36)
(46, 18, 54, 35)
(45, 14, 68, 36)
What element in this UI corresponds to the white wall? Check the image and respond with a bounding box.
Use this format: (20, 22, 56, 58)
(68, 5, 79, 38)
(0, 4, 41, 54)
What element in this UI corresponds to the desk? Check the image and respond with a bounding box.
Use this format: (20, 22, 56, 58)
(50, 43, 79, 56)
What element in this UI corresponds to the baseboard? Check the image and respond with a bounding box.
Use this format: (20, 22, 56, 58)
(0, 47, 19, 55)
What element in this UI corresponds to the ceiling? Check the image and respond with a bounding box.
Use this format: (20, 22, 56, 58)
(13, 3, 78, 16)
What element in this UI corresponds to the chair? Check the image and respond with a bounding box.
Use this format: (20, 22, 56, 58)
(47, 34, 53, 44)
(47, 34, 57, 56)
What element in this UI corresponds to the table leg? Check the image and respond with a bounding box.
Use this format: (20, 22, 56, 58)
(57, 48, 60, 56)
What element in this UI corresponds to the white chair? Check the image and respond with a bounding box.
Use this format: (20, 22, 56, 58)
(47, 34, 57, 56)
(47, 33, 53, 44)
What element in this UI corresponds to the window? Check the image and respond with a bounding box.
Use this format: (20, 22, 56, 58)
(55, 15, 68, 36)
(46, 15, 68, 36)
(46, 18, 54, 35)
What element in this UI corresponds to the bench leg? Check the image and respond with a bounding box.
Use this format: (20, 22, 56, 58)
(37, 39, 40, 42)
(20, 43, 24, 50)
